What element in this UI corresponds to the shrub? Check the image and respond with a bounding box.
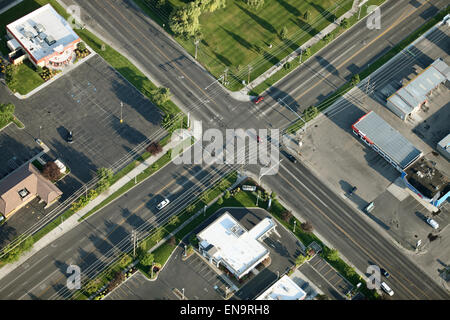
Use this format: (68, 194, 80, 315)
(217, 196, 224, 205)
(169, 236, 177, 246)
(42, 161, 61, 182)
(245, 0, 264, 9)
(295, 254, 307, 266)
(107, 272, 125, 291)
(341, 18, 349, 29)
(326, 248, 339, 261)
(140, 253, 155, 266)
(281, 210, 293, 223)
(77, 42, 86, 51)
(280, 26, 288, 40)
(146, 142, 163, 155)
(224, 190, 231, 199)
(351, 74, 360, 86)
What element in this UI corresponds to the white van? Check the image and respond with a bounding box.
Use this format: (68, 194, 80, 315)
(381, 282, 394, 296)
(426, 218, 439, 229)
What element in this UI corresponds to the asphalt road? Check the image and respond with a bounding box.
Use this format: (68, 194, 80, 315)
(1, 0, 449, 300)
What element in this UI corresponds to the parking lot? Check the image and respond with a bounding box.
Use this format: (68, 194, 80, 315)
(105, 245, 225, 300)
(298, 255, 353, 300)
(0, 54, 165, 244)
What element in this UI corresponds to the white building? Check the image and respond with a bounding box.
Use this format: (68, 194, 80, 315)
(256, 275, 307, 300)
(6, 4, 80, 68)
(197, 212, 276, 279)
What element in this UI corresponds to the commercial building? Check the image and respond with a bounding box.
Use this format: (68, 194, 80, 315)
(197, 212, 276, 280)
(6, 4, 80, 68)
(386, 59, 449, 120)
(437, 134, 450, 161)
(402, 157, 449, 207)
(0, 163, 62, 218)
(256, 275, 306, 300)
(352, 111, 422, 172)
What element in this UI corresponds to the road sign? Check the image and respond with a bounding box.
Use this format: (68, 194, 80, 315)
(242, 185, 257, 192)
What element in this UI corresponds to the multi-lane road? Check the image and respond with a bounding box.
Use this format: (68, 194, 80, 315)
(0, 0, 449, 300)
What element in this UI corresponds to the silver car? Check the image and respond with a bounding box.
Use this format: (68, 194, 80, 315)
(156, 198, 170, 210)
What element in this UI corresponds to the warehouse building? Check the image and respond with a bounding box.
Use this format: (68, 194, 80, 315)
(386, 59, 449, 120)
(197, 212, 276, 280)
(256, 275, 306, 300)
(6, 4, 80, 68)
(352, 111, 422, 172)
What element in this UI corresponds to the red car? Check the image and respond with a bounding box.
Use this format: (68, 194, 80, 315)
(254, 96, 264, 104)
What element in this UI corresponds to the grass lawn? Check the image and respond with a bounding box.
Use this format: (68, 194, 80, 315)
(136, 0, 353, 91)
(7, 61, 44, 95)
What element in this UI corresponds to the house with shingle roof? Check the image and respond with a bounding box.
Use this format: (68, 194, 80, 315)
(0, 163, 62, 218)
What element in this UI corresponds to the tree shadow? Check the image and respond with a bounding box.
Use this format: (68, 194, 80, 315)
(221, 27, 255, 52)
(235, 3, 277, 35)
(213, 51, 232, 67)
(308, 1, 337, 23)
(275, 0, 302, 17)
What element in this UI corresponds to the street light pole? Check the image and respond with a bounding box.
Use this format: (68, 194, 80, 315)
(39, 125, 42, 140)
(293, 220, 296, 232)
(248, 66, 252, 84)
(120, 102, 123, 123)
(194, 40, 199, 59)
(182, 288, 185, 300)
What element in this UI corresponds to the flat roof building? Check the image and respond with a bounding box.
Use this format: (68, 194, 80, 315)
(352, 111, 422, 171)
(256, 275, 307, 300)
(437, 134, 450, 161)
(197, 212, 276, 279)
(386, 59, 449, 120)
(6, 4, 80, 68)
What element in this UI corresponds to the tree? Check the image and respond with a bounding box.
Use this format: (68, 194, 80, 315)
(303, 47, 312, 59)
(151, 0, 166, 8)
(303, 9, 310, 21)
(280, 26, 288, 40)
(340, 17, 349, 29)
(295, 254, 307, 266)
(42, 161, 61, 182)
(351, 74, 360, 86)
(140, 253, 155, 266)
(146, 141, 163, 155)
(108, 272, 125, 291)
(169, 236, 177, 246)
(245, 0, 264, 9)
(169, 3, 202, 37)
(77, 42, 86, 51)
(217, 196, 224, 205)
(96, 167, 113, 193)
(281, 210, 293, 223)
(315, 294, 329, 300)
(224, 190, 231, 199)
(0, 103, 15, 123)
(326, 248, 339, 261)
(152, 87, 171, 105)
(5, 65, 17, 87)
(197, 0, 226, 13)
(186, 204, 196, 213)
(118, 254, 132, 269)
(323, 33, 333, 44)
(301, 221, 314, 233)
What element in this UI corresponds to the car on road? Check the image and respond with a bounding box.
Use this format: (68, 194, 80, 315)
(254, 96, 264, 104)
(285, 152, 297, 163)
(348, 186, 357, 196)
(380, 282, 394, 296)
(156, 198, 170, 210)
(426, 218, 439, 229)
(380, 268, 390, 278)
(67, 131, 73, 144)
(256, 135, 262, 143)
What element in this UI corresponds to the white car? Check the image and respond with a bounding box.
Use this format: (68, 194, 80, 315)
(156, 198, 170, 210)
(426, 218, 439, 229)
(380, 282, 394, 296)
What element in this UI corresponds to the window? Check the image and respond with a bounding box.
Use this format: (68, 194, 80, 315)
(18, 188, 30, 199)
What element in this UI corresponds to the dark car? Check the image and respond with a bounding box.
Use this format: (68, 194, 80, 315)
(67, 131, 73, 144)
(281, 150, 297, 163)
(254, 96, 264, 104)
(348, 186, 357, 196)
(257, 135, 262, 143)
(380, 268, 390, 278)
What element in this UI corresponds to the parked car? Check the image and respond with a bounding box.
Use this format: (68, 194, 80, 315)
(426, 218, 439, 229)
(254, 96, 264, 104)
(380, 268, 390, 278)
(380, 282, 394, 296)
(256, 135, 262, 143)
(156, 198, 170, 210)
(67, 131, 73, 144)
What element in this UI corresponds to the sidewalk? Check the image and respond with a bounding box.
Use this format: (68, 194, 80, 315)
(231, 0, 362, 100)
(0, 131, 192, 281)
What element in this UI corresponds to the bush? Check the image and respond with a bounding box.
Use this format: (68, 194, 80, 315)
(326, 248, 339, 261)
(146, 142, 163, 155)
(341, 18, 349, 29)
(169, 236, 177, 246)
(281, 210, 293, 223)
(301, 221, 314, 233)
(77, 42, 86, 51)
(217, 196, 224, 205)
(295, 254, 307, 266)
(351, 74, 360, 86)
(140, 253, 155, 266)
(280, 26, 288, 40)
(224, 190, 231, 199)
(96, 168, 113, 193)
(245, 0, 264, 9)
(107, 271, 125, 291)
(42, 161, 61, 182)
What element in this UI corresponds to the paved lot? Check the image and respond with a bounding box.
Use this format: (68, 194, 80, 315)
(289, 269, 319, 300)
(0, 54, 164, 245)
(298, 255, 353, 300)
(105, 246, 225, 300)
(298, 24, 449, 212)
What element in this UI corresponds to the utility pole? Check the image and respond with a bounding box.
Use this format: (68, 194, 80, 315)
(39, 125, 42, 140)
(224, 67, 228, 85)
(204, 205, 207, 216)
(293, 220, 296, 232)
(194, 39, 199, 59)
(181, 288, 185, 300)
(248, 65, 252, 84)
(85, 185, 88, 198)
(187, 112, 190, 129)
(132, 229, 137, 258)
(135, 175, 137, 184)
(120, 102, 123, 123)
(299, 49, 303, 63)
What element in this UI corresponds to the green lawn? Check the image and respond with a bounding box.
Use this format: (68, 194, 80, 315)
(7, 61, 44, 95)
(136, 0, 353, 91)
